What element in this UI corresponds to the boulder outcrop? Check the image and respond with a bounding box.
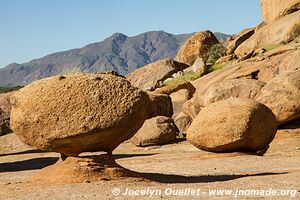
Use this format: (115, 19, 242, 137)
(256, 70, 300, 125)
(226, 27, 255, 55)
(235, 10, 300, 57)
(261, 0, 300, 23)
(175, 30, 220, 66)
(126, 59, 189, 91)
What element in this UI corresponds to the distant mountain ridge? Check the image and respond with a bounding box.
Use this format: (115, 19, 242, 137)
(0, 31, 229, 87)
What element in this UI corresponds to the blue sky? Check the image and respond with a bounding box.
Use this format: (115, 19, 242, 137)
(0, 0, 261, 67)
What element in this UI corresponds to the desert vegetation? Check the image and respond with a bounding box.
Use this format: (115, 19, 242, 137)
(1, 1, 300, 200)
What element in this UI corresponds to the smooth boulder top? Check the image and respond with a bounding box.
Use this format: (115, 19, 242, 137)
(10, 73, 150, 156)
(187, 98, 277, 153)
(198, 78, 265, 107)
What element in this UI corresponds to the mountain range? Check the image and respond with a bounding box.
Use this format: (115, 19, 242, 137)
(0, 31, 229, 87)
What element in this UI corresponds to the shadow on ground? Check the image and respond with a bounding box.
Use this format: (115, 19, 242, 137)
(0, 157, 59, 173)
(280, 120, 300, 129)
(0, 152, 288, 184)
(0, 149, 47, 157)
(139, 172, 288, 183)
(113, 153, 156, 159)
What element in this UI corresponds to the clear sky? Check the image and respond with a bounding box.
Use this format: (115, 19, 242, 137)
(0, 0, 261, 68)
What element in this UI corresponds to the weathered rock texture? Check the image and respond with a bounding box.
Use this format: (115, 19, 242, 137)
(175, 30, 220, 65)
(226, 27, 255, 55)
(148, 93, 173, 118)
(126, 59, 189, 91)
(170, 89, 192, 116)
(0, 108, 10, 136)
(174, 112, 192, 134)
(0, 92, 14, 115)
(215, 54, 236, 65)
(10, 73, 150, 156)
(256, 70, 300, 125)
(152, 82, 195, 116)
(190, 58, 207, 75)
(0, 92, 14, 135)
(187, 98, 277, 153)
(181, 97, 201, 119)
(33, 155, 141, 183)
(182, 45, 300, 128)
(131, 116, 178, 147)
(261, 0, 300, 23)
(198, 78, 265, 107)
(153, 82, 195, 96)
(191, 48, 300, 94)
(235, 10, 300, 57)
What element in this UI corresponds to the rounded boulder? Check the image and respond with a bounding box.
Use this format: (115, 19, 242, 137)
(10, 73, 150, 156)
(187, 98, 277, 153)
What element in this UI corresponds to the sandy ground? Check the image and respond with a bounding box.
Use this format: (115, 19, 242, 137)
(0, 126, 299, 200)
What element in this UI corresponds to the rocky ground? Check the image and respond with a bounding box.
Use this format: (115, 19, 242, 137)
(1, 125, 299, 200)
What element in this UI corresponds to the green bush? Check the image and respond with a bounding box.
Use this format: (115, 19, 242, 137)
(207, 63, 226, 73)
(205, 44, 227, 65)
(163, 72, 200, 86)
(264, 44, 281, 51)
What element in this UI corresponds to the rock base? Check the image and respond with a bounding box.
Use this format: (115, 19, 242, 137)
(32, 154, 142, 183)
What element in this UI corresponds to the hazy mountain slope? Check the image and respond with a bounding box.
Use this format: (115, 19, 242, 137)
(0, 31, 229, 87)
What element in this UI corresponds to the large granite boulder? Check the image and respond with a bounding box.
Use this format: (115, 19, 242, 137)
(131, 116, 178, 147)
(126, 59, 189, 91)
(235, 10, 300, 58)
(10, 73, 151, 156)
(261, 0, 300, 23)
(175, 30, 220, 66)
(187, 98, 277, 153)
(256, 70, 300, 125)
(226, 27, 255, 55)
(198, 78, 265, 107)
